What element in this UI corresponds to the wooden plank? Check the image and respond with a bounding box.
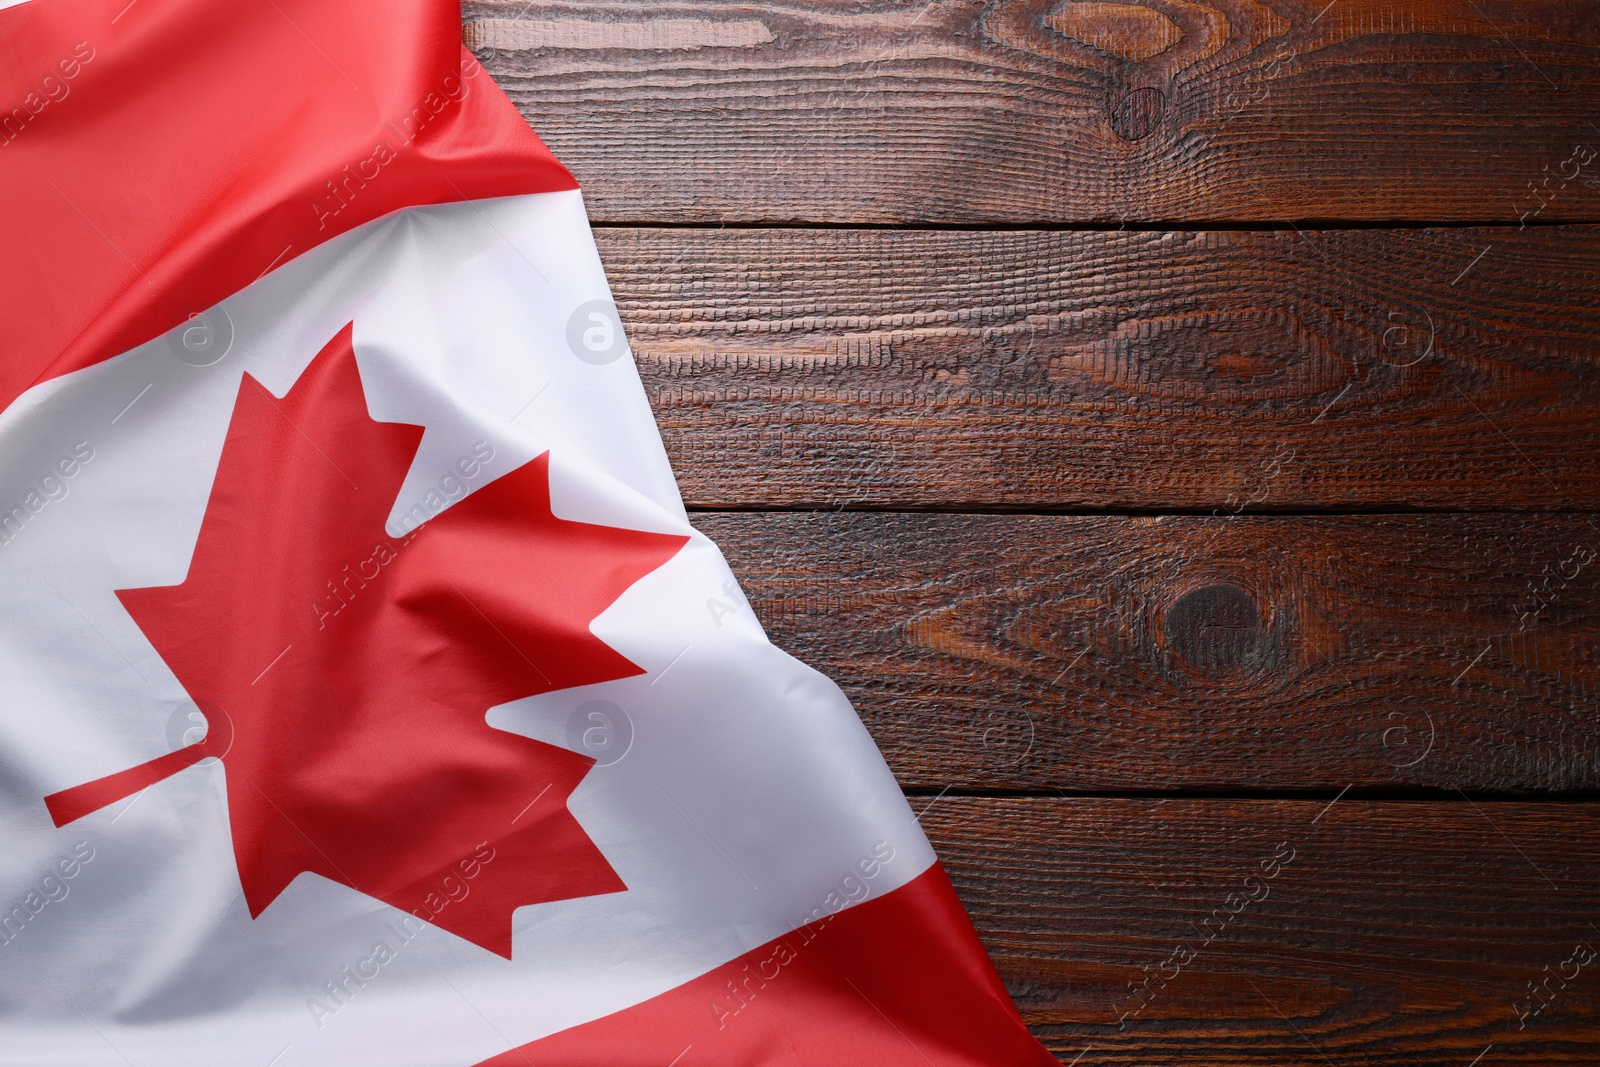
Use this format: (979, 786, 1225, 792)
(467, 0, 1600, 224)
(599, 225, 1600, 510)
(700, 512, 1600, 792)
(928, 797, 1600, 1064)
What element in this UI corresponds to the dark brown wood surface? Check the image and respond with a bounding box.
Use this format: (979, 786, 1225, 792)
(599, 225, 1600, 510)
(702, 512, 1600, 792)
(482, 0, 1600, 1060)
(929, 797, 1600, 1064)
(467, 0, 1600, 225)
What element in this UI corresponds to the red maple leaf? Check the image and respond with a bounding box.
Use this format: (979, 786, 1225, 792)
(46, 323, 687, 957)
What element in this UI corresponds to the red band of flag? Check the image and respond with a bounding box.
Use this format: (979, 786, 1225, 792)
(0, 0, 572, 408)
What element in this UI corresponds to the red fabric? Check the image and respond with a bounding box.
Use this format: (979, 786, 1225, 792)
(478, 864, 1059, 1066)
(0, 0, 573, 415)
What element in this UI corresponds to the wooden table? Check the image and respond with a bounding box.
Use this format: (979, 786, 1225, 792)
(468, 2, 1600, 1061)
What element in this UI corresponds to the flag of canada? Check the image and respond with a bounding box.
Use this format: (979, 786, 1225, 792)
(0, 0, 1058, 1062)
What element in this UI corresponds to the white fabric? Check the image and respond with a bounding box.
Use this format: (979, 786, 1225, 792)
(0, 190, 934, 1066)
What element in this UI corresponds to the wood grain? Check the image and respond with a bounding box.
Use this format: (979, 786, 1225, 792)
(929, 797, 1600, 1064)
(596, 225, 1600, 510)
(468, 11, 1600, 1065)
(467, 0, 1600, 224)
(700, 512, 1600, 792)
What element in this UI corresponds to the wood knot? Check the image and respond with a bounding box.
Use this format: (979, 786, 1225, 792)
(1045, 2, 1185, 63)
(1109, 86, 1165, 141)
(1165, 584, 1263, 671)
